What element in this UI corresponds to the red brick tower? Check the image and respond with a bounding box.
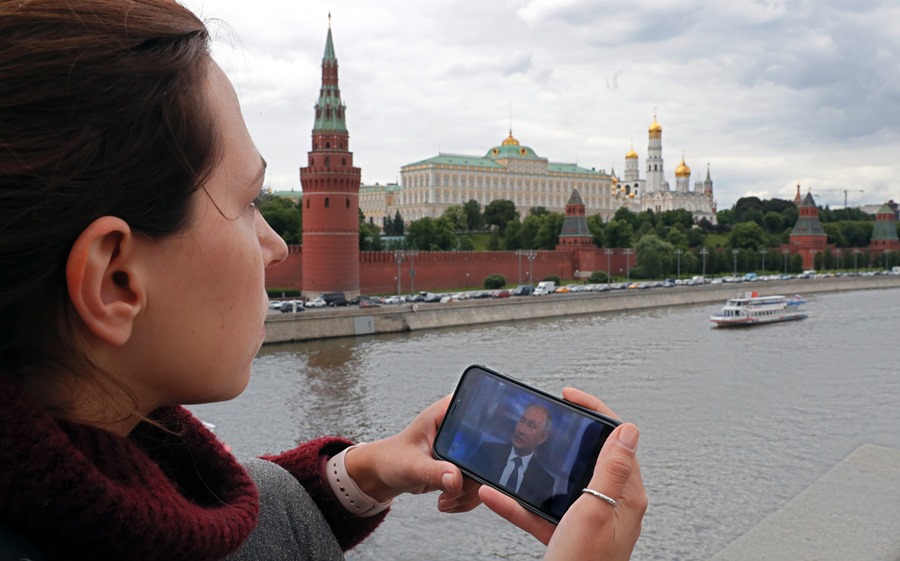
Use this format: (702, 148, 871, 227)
(300, 20, 360, 298)
(870, 202, 900, 252)
(556, 188, 593, 249)
(789, 191, 827, 270)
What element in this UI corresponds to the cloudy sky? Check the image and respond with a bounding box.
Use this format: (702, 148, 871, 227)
(183, 0, 900, 210)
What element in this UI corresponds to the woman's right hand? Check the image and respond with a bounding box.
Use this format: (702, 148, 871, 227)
(479, 387, 647, 561)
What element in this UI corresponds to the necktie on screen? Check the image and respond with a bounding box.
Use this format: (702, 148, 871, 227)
(503, 456, 522, 491)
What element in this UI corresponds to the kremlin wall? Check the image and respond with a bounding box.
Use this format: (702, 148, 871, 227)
(267, 23, 900, 298)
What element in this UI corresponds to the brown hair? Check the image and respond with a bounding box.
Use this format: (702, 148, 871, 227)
(0, 1, 219, 412)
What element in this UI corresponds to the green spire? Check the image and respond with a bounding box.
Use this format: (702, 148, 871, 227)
(313, 16, 347, 133)
(323, 14, 336, 62)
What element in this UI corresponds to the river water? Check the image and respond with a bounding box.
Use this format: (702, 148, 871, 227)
(190, 288, 899, 561)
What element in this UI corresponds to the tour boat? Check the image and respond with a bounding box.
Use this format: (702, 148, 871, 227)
(710, 292, 808, 327)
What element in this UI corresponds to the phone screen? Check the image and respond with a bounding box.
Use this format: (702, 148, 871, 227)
(433, 365, 620, 523)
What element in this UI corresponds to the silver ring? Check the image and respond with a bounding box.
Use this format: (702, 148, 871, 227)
(582, 488, 618, 507)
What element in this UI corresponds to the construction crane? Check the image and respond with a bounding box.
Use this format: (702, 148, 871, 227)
(815, 188, 865, 208)
(841, 189, 864, 208)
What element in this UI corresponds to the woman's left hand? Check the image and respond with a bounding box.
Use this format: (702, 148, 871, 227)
(344, 395, 482, 513)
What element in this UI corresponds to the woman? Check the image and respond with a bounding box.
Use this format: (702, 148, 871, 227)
(0, 1, 646, 559)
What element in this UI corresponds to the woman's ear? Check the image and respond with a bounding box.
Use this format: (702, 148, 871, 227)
(66, 216, 144, 346)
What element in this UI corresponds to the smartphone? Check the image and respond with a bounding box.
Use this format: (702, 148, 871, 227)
(433, 364, 621, 524)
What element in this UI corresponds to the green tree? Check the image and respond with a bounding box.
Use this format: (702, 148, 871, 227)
(260, 196, 302, 244)
(484, 274, 506, 289)
(762, 211, 784, 233)
(359, 209, 382, 250)
(634, 234, 674, 279)
(587, 214, 606, 247)
(727, 222, 767, 250)
(613, 206, 638, 228)
(483, 199, 519, 233)
(441, 205, 468, 232)
(406, 216, 457, 250)
(605, 219, 634, 248)
(462, 199, 484, 232)
(588, 270, 610, 283)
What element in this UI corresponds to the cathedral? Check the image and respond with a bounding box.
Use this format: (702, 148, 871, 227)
(619, 115, 717, 223)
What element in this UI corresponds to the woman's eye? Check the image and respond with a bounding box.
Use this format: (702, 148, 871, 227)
(250, 188, 270, 211)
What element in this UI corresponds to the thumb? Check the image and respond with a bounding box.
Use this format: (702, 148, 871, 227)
(586, 423, 640, 501)
(417, 457, 464, 494)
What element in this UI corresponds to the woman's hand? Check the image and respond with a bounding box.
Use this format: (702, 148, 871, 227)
(344, 395, 482, 513)
(479, 387, 647, 561)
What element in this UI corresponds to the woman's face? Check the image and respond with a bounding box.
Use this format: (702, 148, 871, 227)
(123, 63, 288, 412)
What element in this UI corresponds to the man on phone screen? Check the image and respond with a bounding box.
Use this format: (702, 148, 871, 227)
(472, 404, 555, 507)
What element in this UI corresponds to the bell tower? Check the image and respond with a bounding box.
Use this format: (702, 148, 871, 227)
(300, 17, 361, 298)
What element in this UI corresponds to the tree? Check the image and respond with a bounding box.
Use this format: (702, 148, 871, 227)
(605, 219, 634, 248)
(406, 216, 457, 250)
(441, 205, 468, 232)
(484, 274, 506, 289)
(762, 211, 784, 233)
(260, 196, 302, 244)
(634, 234, 674, 279)
(384, 210, 405, 236)
(462, 199, 483, 232)
(483, 199, 518, 233)
(359, 209, 382, 250)
(588, 270, 610, 283)
(727, 222, 767, 250)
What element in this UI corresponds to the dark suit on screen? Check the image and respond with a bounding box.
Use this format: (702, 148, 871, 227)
(470, 441, 556, 508)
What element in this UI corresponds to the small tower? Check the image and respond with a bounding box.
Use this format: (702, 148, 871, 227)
(556, 188, 593, 250)
(870, 202, 900, 252)
(793, 183, 802, 206)
(300, 18, 361, 298)
(703, 164, 714, 198)
(789, 191, 827, 270)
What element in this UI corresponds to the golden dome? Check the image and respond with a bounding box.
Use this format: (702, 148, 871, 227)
(611, 175, 619, 185)
(675, 157, 691, 177)
(501, 130, 520, 146)
(648, 116, 662, 133)
(625, 149, 638, 159)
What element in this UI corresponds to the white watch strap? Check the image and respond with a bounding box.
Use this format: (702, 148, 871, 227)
(327, 443, 393, 517)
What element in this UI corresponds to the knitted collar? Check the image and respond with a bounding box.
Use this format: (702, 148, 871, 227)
(0, 374, 259, 561)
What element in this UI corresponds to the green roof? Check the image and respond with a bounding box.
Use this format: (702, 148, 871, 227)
(404, 154, 504, 169)
(872, 204, 899, 241)
(360, 183, 401, 193)
(547, 163, 603, 175)
(484, 143, 541, 159)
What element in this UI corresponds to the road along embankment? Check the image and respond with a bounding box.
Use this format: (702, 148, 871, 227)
(263, 276, 900, 345)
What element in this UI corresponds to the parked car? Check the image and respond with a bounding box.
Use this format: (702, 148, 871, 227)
(305, 297, 327, 308)
(512, 285, 534, 296)
(279, 300, 305, 313)
(322, 292, 349, 306)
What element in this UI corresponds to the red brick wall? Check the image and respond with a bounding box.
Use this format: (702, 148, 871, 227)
(266, 246, 636, 295)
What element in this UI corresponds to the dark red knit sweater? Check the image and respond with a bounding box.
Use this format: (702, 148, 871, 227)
(0, 374, 385, 560)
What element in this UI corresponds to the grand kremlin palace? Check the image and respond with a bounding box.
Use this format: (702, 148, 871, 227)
(359, 116, 717, 228)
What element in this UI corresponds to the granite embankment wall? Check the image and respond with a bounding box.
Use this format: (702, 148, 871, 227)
(263, 276, 900, 345)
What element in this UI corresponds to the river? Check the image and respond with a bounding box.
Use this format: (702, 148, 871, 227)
(190, 287, 899, 561)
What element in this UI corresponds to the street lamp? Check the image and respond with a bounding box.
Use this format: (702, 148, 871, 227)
(834, 248, 842, 273)
(465, 272, 470, 291)
(759, 248, 767, 273)
(624, 248, 633, 281)
(782, 249, 790, 275)
(853, 249, 861, 275)
(394, 250, 405, 296)
(700, 248, 709, 279)
(810, 249, 818, 272)
(526, 250, 537, 285)
(675, 249, 683, 280)
(732, 249, 739, 277)
(516, 250, 523, 285)
(604, 248, 613, 286)
(408, 250, 419, 294)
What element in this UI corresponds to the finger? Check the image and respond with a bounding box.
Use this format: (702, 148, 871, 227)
(479, 486, 555, 546)
(583, 423, 639, 508)
(437, 489, 483, 513)
(562, 386, 619, 420)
